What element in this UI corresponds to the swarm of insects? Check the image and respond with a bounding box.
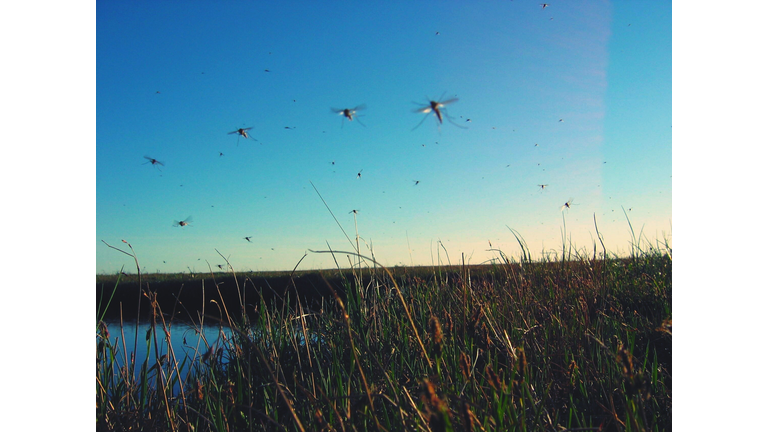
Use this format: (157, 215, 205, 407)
(412, 93, 468, 131)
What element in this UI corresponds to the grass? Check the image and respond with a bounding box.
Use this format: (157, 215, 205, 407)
(97, 228, 671, 431)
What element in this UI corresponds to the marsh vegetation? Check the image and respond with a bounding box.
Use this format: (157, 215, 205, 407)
(97, 235, 671, 431)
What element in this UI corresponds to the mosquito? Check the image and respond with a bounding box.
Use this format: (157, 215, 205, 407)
(560, 199, 575, 212)
(331, 105, 366, 127)
(243, 236, 253, 242)
(412, 93, 468, 131)
(143, 156, 164, 171)
(227, 127, 257, 146)
(173, 216, 193, 227)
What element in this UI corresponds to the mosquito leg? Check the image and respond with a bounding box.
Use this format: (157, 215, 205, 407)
(411, 114, 431, 131)
(445, 114, 469, 129)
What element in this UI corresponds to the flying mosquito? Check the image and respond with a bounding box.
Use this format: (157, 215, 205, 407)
(412, 93, 468, 131)
(173, 216, 193, 227)
(143, 156, 164, 171)
(227, 127, 257, 146)
(243, 236, 253, 242)
(331, 105, 366, 127)
(560, 199, 575, 212)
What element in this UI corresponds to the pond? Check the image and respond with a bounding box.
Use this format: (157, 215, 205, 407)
(97, 319, 235, 394)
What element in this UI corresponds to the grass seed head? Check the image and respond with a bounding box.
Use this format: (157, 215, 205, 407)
(460, 352, 471, 381)
(98, 321, 110, 340)
(617, 344, 633, 377)
(461, 402, 479, 432)
(657, 317, 672, 335)
(314, 409, 329, 430)
(429, 315, 444, 358)
(485, 364, 504, 392)
(515, 347, 528, 379)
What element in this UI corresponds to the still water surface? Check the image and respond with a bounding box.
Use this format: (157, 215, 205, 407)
(98, 319, 233, 376)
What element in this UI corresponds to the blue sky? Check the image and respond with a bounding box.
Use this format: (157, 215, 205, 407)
(96, 0, 671, 274)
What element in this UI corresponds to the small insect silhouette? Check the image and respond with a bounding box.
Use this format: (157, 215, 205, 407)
(173, 216, 193, 227)
(331, 105, 366, 127)
(227, 127, 257, 146)
(357, 169, 363, 179)
(412, 93, 468, 131)
(349, 209, 359, 215)
(559, 118, 564, 122)
(143, 156, 164, 171)
(219, 152, 224, 157)
(413, 180, 420, 186)
(538, 184, 548, 191)
(560, 199, 575, 212)
(217, 264, 225, 270)
(243, 236, 253, 242)
(540, 3, 549, 9)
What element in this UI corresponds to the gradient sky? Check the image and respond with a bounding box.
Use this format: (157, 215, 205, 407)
(96, 0, 671, 274)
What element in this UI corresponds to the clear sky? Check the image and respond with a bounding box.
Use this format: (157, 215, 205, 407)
(96, 0, 672, 274)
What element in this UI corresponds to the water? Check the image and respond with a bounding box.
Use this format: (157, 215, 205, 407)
(97, 319, 232, 385)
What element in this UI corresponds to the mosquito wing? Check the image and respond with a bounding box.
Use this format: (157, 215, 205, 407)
(437, 97, 459, 107)
(228, 127, 253, 135)
(412, 104, 433, 114)
(143, 156, 164, 166)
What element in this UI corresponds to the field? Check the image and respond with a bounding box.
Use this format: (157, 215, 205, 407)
(97, 240, 671, 431)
